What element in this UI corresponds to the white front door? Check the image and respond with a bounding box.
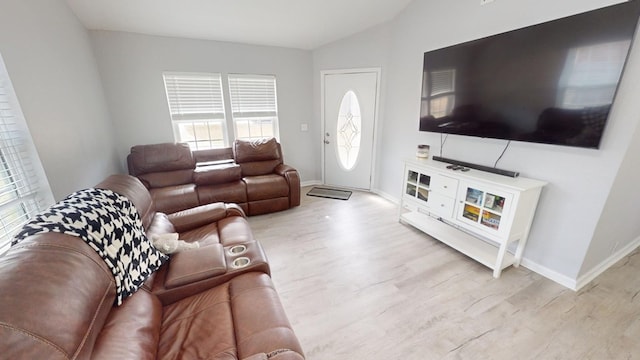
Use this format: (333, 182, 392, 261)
(323, 70, 379, 190)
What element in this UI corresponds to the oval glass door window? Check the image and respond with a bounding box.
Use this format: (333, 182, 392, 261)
(336, 90, 362, 170)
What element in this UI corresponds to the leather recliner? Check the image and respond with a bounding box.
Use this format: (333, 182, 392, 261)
(0, 174, 304, 359)
(128, 138, 301, 216)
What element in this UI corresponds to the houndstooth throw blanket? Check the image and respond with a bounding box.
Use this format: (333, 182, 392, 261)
(12, 188, 168, 306)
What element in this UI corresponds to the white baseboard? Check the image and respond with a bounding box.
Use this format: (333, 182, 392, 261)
(301, 180, 322, 187)
(520, 236, 640, 291)
(371, 188, 399, 204)
(574, 235, 640, 291)
(520, 258, 578, 290)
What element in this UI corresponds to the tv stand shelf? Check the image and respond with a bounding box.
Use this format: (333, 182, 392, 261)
(398, 158, 546, 278)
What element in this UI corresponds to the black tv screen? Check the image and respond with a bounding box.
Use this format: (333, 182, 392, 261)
(419, 1, 640, 148)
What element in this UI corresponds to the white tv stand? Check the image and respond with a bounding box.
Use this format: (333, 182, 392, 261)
(398, 158, 547, 278)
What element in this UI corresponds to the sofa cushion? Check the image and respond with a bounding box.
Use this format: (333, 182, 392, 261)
(92, 289, 163, 360)
(158, 272, 303, 360)
(244, 175, 289, 201)
(159, 281, 237, 359)
(234, 138, 284, 176)
(194, 163, 242, 185)
(233, 138, 281, 163)
(128, 142, 195, 175)
(150, 184, 199, 214)
(139, 168, 194, 188)
(96, 174, 157, 230)
(197, 181, 248, 205)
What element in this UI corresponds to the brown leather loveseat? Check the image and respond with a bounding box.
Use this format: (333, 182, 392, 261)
(127, 138, 301, 216)
(0, 174, 304, 359)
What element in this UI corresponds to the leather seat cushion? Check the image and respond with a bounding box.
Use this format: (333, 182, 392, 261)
(197, 181, 247, 204)
(150, 184, 199, 214)
(158, 272, 303, 360)
(159, 281, 237, 360)
(244, 175, 289, 201)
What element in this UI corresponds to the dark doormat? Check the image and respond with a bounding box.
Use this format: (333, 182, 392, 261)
(306, 187, 352, 201)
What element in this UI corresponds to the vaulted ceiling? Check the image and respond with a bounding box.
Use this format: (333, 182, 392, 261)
(65, 0, 414, 50)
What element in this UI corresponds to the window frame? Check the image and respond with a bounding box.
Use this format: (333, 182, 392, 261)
(163, 72, 229, 150)
(0, 54, 54, 253)
(227, 73, 280, 142)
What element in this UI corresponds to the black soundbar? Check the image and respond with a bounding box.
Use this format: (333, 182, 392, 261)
(432, 156, 520, 178)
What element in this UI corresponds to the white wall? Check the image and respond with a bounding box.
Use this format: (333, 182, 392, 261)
(0, 0, 119, 199)
(314, 0, 640, 284)
(89, 31, 316, 182)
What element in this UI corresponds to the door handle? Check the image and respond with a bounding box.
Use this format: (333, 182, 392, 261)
(324, 139, 330, 144)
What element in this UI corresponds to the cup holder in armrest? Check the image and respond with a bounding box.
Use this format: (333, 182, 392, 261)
(231, 257, 251, 269)
(228, 244, 247, 256)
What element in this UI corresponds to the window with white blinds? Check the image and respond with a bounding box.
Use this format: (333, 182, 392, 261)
(0, 55, 53, 254)
(228, 74, 279, 141)
(163, 72, 228, 150)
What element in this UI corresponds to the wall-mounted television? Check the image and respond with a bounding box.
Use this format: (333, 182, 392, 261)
(419, 1, 640, 149)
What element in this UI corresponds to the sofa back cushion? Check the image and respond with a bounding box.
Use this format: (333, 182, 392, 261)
(138, 169, 195, 189)
(0, 233, 117, 360)
(92, 289, 163, 360)
(193, 147, 234, 164)
(128, 143, 195, 178)
(96, 174, 157, 230)
(233, 138, 283, 176)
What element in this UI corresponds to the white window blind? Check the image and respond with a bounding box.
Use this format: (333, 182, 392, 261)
(430, 69, 456, 96)
(228, 74, 279, 141)
(0, 55, 53, 253)
(163, 72, 227, 150)
(428, 69, 456, 118)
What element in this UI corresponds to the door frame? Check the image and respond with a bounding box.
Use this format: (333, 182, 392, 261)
(320, 68, 382, 190)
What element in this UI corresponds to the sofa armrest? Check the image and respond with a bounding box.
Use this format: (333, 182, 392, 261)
(274, 163, 296, 176)
(167, 203, 246, 232)
(275, 164, 301, 207)
(165, 244, 226, 288)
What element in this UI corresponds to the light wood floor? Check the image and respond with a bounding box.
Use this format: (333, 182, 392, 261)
(248, 187, 640, 360)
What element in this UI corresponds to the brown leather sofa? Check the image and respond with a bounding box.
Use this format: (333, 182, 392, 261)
(127, 138, 301, 216)
(0, 174, 304, 360)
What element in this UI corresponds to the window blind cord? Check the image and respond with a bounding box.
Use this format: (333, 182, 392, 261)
(494, 140, 511, 168)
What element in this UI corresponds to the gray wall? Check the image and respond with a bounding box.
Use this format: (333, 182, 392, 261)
(313, 0, 640, 285)
(89, 31, 316, 182)
(0, 0, 119, 199)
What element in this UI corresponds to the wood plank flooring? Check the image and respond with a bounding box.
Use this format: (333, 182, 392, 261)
(248, 187, 640, 359)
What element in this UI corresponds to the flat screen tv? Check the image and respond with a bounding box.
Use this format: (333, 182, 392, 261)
(419, 1, 640, 148)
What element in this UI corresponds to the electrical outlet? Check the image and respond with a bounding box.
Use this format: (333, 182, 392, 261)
(480, 0, 495, 5)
